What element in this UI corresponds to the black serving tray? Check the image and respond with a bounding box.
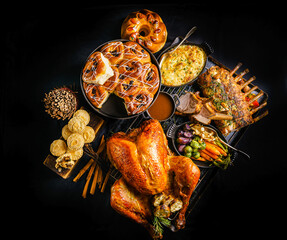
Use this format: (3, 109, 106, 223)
(84, 36, 269, 231)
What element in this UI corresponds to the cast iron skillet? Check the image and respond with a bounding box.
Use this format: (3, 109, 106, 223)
(80, 39, 161, 119)
(166, 121, 235, 168)
(157, 38, 214, 87)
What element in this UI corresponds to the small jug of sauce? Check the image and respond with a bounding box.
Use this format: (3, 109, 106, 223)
(146, 92, 179, 122)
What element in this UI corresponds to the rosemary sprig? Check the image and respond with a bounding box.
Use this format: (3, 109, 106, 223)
(152, 216, 171, 237)
(153, 216, 163, 236)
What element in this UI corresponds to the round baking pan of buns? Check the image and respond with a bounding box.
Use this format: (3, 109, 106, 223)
(80, 39, 161, 119)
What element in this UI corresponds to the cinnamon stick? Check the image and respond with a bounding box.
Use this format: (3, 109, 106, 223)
(101, 167, 112, 193)
(73, 158, 94, 182)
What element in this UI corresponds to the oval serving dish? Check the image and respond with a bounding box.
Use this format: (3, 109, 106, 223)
(166, 121, 234, 168)
(80, 39, 161, 120)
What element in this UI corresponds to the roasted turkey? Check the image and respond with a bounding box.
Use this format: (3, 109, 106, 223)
(107, 119, 200, 238)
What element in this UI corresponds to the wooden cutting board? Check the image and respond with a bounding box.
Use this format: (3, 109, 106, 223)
(43, 108, 105, 179)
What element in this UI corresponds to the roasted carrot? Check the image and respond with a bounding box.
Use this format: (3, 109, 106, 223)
(199, 150, 213, 161)
(201, 149, 219, 160)
(204, 141, 221, 156)
(211, 143, 227, 156)
(190, 156, 206, 162)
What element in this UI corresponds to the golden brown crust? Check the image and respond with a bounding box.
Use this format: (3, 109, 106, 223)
(82, 52, 108, 83)
(121, 9, 167, 53)
(108, 119, 201, 236)
(139, 63, 159, 95)
(107, 119, 168, 195)
(101, 41, 124, 65)
(168, 155, 200, 229)
(83, 82, 110, 108)
(114, 76, 141, 99)
(123, 89, 154, 115)
(123, 41, 151, 64)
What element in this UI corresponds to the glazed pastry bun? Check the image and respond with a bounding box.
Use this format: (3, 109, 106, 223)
(82, 51, 114, 85)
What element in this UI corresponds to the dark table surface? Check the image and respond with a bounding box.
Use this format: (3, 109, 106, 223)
(4, 3, 286, 239)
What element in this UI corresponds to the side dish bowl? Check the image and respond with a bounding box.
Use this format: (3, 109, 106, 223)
(166, 121, 234, 168)
(158, 39, 213, 87)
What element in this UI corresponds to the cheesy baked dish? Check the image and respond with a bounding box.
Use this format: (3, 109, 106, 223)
(160, 45, 206, 87)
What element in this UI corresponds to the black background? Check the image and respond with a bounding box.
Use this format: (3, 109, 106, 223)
(4, 3, 286, 239)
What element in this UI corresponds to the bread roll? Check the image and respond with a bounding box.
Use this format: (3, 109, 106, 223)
(67, 133, 85, 151)
(68, 116, 86, 133)
(82, 51, 114, 85)
(73, 109, 90, 125)
(82, 126, 96, 143)
(50, 139, 67, 157)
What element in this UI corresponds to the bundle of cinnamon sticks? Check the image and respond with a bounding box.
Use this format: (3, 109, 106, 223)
(73, 136, 111, 198)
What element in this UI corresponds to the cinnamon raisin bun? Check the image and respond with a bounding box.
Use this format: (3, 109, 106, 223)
(139, 63, 160, 95)
(82, 40, 160, 115)
(124, 89, 153, 115)
(123, 41, 151, 64)
(101, 41, 124, 65)
(114, 76, 141, 98)
(83, 82, 110, 108)
(121, 9, 167, 53)
(117, 59, 144, 79)
(82, 51, 114, 85)
(102, 66, 120, 93)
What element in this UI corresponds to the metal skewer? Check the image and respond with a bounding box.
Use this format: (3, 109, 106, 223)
(169, 26, 197, 53)
(159, 26, 197, 68)
(205, 126, 251, 159)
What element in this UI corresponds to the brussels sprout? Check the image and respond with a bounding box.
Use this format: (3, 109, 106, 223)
(193, 136, 201, 141)
(184, 146, 192, 153)
(190, 140, 200, 149)
(199, 141, 206, 150)
(193, 151, 201, 159)
(184, 152, 192, 158)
